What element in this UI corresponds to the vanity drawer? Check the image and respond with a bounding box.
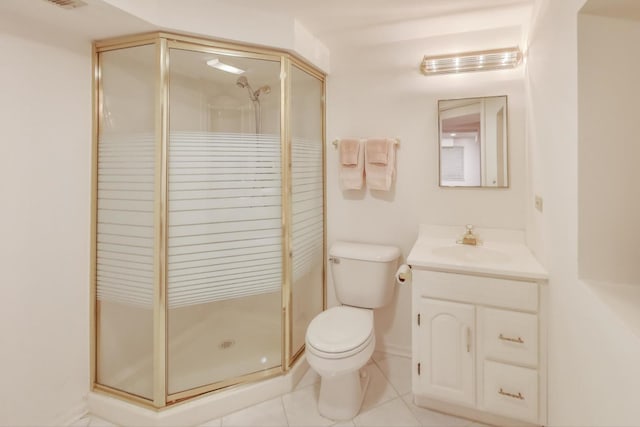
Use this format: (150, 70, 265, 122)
(483, 360, 538, 423)
(481, 308, 538, 367)
(412, 270, 539, 312)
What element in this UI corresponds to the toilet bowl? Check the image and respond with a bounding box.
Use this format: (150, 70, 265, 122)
(305, 306, 375, 420)
(305, 241, 400, 421)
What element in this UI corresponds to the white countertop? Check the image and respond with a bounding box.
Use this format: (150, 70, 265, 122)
(407, 225, 548, 281)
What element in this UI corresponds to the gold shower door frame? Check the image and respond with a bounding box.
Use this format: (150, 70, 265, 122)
(90, 32, 326, 408)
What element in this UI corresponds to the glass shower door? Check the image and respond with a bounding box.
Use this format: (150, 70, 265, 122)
(290, 64, 325, 356)
(166, 48, 283, 395)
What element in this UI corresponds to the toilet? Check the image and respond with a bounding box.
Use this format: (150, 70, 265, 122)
(305, 241, 400, 420)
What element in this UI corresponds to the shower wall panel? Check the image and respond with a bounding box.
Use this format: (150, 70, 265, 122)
(95, 44, 156, 399)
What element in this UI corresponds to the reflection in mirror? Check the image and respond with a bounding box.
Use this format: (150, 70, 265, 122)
(438, 96, 508, 188)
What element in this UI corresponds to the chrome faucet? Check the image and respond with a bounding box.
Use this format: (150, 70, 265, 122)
(458, 224, 478, 246)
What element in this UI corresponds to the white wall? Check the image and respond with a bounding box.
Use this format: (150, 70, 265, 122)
(525, 0, 640, 424)
(578, 13, 640, 285)
(0, 17, 92, 427)
(326, 27, 527, 355)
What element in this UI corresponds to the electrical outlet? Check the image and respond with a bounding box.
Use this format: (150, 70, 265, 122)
(535, 195, 543, 212)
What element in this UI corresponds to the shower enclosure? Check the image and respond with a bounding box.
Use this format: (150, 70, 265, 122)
(91, 33, 325, 407)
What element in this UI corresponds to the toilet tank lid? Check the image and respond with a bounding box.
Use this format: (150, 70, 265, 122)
(329, 241, 400, 262)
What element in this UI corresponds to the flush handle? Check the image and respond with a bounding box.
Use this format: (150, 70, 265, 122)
(328, 256, 340, 264)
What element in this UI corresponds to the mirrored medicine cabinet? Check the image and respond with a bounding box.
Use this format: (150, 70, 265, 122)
(438, 95, 509, 188)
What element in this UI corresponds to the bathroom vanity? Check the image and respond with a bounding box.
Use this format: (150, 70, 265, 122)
(408, 225, 548, 427)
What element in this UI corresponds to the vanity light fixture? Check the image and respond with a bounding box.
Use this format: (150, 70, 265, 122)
(421, 47, 522, 75)
(206, 58, 245, 75)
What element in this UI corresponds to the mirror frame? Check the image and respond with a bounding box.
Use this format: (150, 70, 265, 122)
(437, 95, 509, 189)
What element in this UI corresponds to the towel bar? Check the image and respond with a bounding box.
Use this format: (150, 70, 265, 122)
(331, 138, 400, 148)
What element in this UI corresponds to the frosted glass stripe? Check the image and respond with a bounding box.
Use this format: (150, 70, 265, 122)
(98, 182, 154, 192)
(97, 130, 323, 308)
(168, 237, 280, 258)
(169, 181, 279, 192)
(168, 218, 280, 238)
(170, 270, 281, 291)
(98, 223, 153, 238)
(98, 210, 154, 226)
(170, 227, 280, 247)
(97, 263, 153, 279)
(96, 132, 155, 307)
(169, 243, 281, 266)
(98, 175, 154, 183)
(169, 174, 280, 184)
(168, 256, 280, 279)
(168, 251, 281, 273)
(170, 188, 280, 201)
(167, 132, 282, 308)
(170, 234, 281, 254)
(291, 137, 323, 281)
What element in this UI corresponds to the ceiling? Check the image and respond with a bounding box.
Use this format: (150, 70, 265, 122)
(0, 0, 533, 57)
(10, 0, 640, 48)
(227, 0, 533, 38)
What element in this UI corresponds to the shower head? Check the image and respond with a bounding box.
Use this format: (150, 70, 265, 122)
(236, 77, 270, 103)
(236, 76, 249, 88)
(235, 77, 269, 133)
(255, 85, 271, 96)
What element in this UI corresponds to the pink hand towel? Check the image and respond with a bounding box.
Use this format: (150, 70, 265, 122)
(339, 139, 360, 166)
(365, 138, 388, 165)
(339, 138, 364, 190)
(365, 138, 396, 191)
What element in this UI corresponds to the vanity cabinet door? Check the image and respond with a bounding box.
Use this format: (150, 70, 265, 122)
(415, 298, 475, 407)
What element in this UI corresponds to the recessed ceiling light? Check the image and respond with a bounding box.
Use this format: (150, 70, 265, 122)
(421, 47, 522, 75)
(206, 59, 245, 75)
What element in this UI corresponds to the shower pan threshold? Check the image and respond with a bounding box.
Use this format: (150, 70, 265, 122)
(88, 356, 309, 427)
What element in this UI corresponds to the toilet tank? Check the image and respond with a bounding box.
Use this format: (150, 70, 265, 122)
(329, 241, 400, 309)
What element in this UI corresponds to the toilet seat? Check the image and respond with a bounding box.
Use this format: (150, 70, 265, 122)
(306, 306, 374, 359)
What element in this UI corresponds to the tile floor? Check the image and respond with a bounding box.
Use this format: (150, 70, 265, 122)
(81, 352, 488, 427)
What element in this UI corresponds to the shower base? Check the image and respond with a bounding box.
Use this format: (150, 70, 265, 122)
(88, 354, 308, 426)
(97, 291, 282, 399)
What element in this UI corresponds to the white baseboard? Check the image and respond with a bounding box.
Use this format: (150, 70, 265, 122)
(55, 399, 89, 427)
(375, 342, 411, 358)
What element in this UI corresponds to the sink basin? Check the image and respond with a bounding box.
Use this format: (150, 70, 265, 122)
(431, 245, 510, 264)
(407, 226, 549, 280)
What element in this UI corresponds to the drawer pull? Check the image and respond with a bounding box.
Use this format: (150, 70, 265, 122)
(499, 333, 524, 344)
(466, 327, 471, 353)
(498, 388, 525, 400)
